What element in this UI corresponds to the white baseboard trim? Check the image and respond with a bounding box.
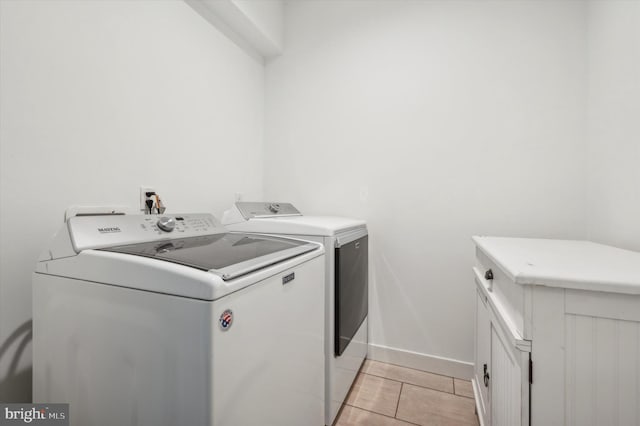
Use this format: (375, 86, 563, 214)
(472, 378, 486, 426)
(367, 343, 474, 380)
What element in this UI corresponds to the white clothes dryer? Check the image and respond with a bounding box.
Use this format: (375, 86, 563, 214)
(223, 202, 368, 425)
(33, 212, 325, 426)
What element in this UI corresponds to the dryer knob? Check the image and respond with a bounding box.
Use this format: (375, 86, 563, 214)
(268, 203, 281, 213)
(157, 216, 176, 232)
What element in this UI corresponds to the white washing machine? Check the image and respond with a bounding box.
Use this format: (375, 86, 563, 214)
(223, 202, 368, 426)
(33, 212, 325, 426)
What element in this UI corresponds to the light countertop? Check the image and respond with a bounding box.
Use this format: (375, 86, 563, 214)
(473, 236, 640, 294)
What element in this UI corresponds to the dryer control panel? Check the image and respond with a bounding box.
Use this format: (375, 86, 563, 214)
(235, 202, 301, 219)
(67, 213, 220, 253)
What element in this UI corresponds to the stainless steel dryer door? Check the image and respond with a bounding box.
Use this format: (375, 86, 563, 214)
(335, 233, 368, 356)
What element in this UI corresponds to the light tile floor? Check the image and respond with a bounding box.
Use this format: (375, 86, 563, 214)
(335, 360, 479, 426)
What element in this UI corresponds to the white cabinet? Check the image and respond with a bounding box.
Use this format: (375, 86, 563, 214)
(473, 268, 530, 426)
(472, 237, 640, 426)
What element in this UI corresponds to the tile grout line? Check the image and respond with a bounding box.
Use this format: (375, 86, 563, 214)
(456, 394, 475, 400)
(401, 380, 475, 400)
(360, 371, 466, 397)
(394, 382, 403, 418)
(452, 377, 476, 400)
(343, 403, 421, 426)
(367, 359, 468, 381)
(398, 378, 476, 401)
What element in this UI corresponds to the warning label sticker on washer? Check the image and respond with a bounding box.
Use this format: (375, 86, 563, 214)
(219, 309, 233, 331)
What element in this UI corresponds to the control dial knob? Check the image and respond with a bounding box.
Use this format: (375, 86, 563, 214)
(268, 203, 281, 213)
(157, 216, 176, 232)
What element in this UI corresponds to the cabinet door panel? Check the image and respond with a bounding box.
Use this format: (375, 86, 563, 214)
(475, 290, 491, 425)
(491, 325, 523, 426)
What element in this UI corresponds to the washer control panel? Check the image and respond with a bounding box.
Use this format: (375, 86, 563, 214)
(140, 215, 217, 235)
(68, 213, 220, 252)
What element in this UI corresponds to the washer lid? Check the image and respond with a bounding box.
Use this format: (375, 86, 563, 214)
(99, 233, 318, 280)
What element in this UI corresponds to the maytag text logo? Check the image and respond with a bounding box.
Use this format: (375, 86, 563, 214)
(97, 226, 121, 234)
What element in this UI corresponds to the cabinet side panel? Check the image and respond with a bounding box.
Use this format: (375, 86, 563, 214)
(617, 320, 640, 426)
(565, 314, 640, 426)
(531, 287, 565, 426)
(596, 317, 618, 425)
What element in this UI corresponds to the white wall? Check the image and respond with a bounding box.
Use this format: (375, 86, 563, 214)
(185, 0, 284, 60)
(0, 0, 264, 401)
(265, 1, 587, 369)
(233, 0, 284, 52)
(586, 0, 640, 252)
